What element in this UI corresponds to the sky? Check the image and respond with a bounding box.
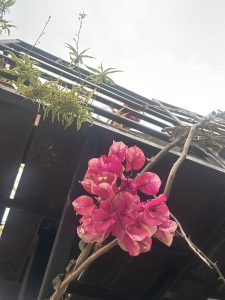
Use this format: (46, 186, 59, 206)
(4, 0, 225, 115)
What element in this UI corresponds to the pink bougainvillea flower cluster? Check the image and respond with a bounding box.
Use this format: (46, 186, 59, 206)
(72, 141, 177, 256)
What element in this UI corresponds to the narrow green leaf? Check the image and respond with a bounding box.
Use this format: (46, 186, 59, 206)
(66, 259, 76, 272)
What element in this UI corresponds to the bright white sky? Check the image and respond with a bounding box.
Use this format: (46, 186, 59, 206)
(5, 0, 225, 115)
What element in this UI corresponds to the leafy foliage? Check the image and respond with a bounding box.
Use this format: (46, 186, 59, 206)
(66, 12, 121, 83)
(0, 49, 121, 130)
(51, 259, 76, 299)
(87, 63, 122, 85)
(194, 128, 225, 154)
(0, 0, 15, 35)
(0, 51, 95, 130)
(6, 51, 41, 84)
(0, 0, 15, 14)
(52, 273, 65, 291)
(163, 120, 225, 156)
(65, 259, 76, 272)
(162, 125, 189, 140)
(65, 12, 94, 68)
(0, 11, 120, 130)
(66, 44, 95, 68)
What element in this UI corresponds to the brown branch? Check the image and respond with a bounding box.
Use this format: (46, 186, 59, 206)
(152, 98, 183, 125)
(163, 114, 211, 196)
(170, 213, 225, 284)
(140, 131, 188, 173)
(155, 101, 225, 169)
(163, 123, 198, 197)
(75, 243, 93, 270)
(140, 114, 216, 175)
(163, 116, 212, 198)
(193, 142, 225, 168)
(51, 243, 102, 299)
(161, 113, 225, 283)
(49, 239, 118, 300)
(53, 243, 93, 298)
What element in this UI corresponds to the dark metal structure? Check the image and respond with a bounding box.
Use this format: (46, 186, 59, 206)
(0, 40, 224, 300)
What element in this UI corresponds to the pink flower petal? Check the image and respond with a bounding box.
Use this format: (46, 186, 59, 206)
(117, 231, 153, 256)
(93, 171, 117, 187)
(100, 198, 114, 214)
(111, 215, 134, 237)
(117, 231, 141, 256)
(77, 224, 103, 243)
(137, 172, 161, 195)
(144, 194, 167, 208)
(100, 155, 124, 175)
(80, 172, 94, 193)
(125, 146, 146, 172)
(138, 209, 167, 226)
(155, 220, 177, 246)
(87, 156, 123, 176)
(119, 175, 138, 195)
(91, 182, 115, 199)
(91, 209, 115, 232)
(72, 195, 96, 215)
(87, 158, 100, 174)
(126, 221, 149, 241)
(108, 141, 128, 162)
(114, 191, 135, 214)
(138, 236, 152, 253)
(77, 208, 115, 243)
(137, 195, 169, 226)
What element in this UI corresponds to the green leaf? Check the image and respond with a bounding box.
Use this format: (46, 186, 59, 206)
(52, 273, 64, 291)
(66, 43, 95, 67)
(79, 48, 90, 55)
(66, 259, 76, 272)
(0, 0, 16, 34)
(79, 239, 87, 251)
(65, 43, 78, 55)
(86, 65, 101, 74)
(86, 63, 121, 85)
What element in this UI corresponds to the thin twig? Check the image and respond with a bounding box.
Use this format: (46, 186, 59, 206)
(54, 243, 92, 298)
(31, 15, 51, 50)
(75, 243, 93, 270)
(163, 123, 198, 197)
(140, 114, 218, 175)
(161, 113, 225, 284)
(49, 239, 118, 300)
(152, 98, 183, 125)
(140, 131, 188, 173)
(76, 243, 103, 282)
(171, 213, 225, 284)
(163, 116, 210, 197)
(157, 100, 225, 169)
(141, 128, 213, 176)
(75, 12, 86, 57)
(193, 141, 225, 168)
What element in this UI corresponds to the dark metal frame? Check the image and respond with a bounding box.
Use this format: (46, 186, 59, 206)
(0, 40, 225, 300)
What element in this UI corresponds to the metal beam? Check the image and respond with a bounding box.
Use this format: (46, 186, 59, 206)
(0, 198, 60, 221)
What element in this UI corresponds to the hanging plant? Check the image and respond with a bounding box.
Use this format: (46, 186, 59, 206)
(0, 12, 120, 130)
(0, 0, 16, 35)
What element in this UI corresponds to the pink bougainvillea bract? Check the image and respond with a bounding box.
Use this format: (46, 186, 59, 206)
(72, 141, 177, 256)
